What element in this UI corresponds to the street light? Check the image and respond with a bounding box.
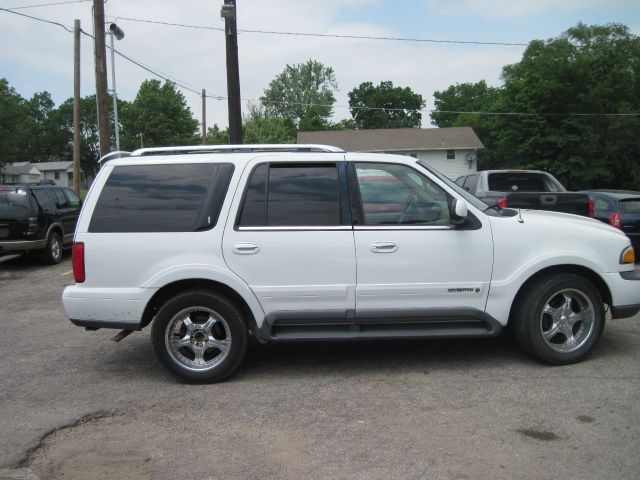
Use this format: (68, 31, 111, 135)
(108, 22, 125, 150)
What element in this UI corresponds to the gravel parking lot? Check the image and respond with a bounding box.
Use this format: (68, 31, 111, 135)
(1, 254, 640, 480)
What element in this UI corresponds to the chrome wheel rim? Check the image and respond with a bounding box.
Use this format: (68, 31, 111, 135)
(540, 288, 595, 353)
(51, 237, 61, 261)
(164, 306, 231, 372)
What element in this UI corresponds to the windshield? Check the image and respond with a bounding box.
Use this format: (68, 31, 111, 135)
(416, 161, 489, 212)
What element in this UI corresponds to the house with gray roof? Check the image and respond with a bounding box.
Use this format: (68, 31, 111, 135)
(297, 127, 484, 179)
(0, 163, 41, 184)
(0, 161, 92, 188)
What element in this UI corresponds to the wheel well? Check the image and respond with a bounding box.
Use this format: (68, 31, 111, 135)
(140, 279, 258, 333)
(509, 265, 612, 323)
(49, 225, 63, 239)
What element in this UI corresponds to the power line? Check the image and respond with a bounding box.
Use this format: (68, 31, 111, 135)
(5, 0, 91, 10)
(115, 15, 528, 46)
(0, 6, 73, 31)
(2, 8, 639, 118)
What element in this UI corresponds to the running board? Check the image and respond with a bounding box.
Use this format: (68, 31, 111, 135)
(257, 308, 502, 342)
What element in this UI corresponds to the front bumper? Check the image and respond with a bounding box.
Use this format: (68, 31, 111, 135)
(604, 270, 640, 319)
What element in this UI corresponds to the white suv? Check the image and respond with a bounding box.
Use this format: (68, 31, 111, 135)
(63, 144, 640, 382)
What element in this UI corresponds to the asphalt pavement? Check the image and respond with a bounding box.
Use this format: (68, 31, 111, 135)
(1, 254, 639, 480)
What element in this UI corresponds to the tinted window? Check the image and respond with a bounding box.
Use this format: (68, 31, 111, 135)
(356, 163, 450, 225)
(0, 187, 29, 221)
(487, 173, 561, 192)
(238, 163, 341, 227)
(620, 199, 640, 213)
(52, 188, 70, 209)
(89, 163, 234, 233)
(238, 164, 267, 227)
(63, 188, 81, 208)
(32, 189, 55, 211)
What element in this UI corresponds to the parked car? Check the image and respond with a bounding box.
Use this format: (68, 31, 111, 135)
(0, 184, 81, 264)
(455, 170, 593, 217)
(581, 190, 640, 257)
(63, 145, 640, 383)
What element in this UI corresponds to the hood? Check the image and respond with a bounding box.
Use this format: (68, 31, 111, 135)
(513, 209, 625, 237)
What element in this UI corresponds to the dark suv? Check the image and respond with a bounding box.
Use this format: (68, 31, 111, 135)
(0, 184, 81, 264)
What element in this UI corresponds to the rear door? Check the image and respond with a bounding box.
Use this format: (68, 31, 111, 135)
(619, 198, 640, 251)
(222, 156, 356, 316)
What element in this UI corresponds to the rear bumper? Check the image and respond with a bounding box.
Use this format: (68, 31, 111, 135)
(62, 285, 157, 329)
(0, 238, 46, 253)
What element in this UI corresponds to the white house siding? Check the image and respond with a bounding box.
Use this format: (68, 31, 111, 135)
(42, 170, 71, 187)
(417, 149, 478, 180)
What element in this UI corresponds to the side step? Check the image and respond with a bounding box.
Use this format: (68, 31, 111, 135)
(258, 308, 503, 342)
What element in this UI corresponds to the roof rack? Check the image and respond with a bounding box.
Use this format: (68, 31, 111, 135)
(129, 144, 345, 156)
(98, 150, 132, 164)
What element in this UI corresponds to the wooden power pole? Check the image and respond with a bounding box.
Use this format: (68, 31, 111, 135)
(222, 0, 242, 144)
(202, 89, 207, 144)
(73, 19, 81, 194)
(93, 0, 110, 156)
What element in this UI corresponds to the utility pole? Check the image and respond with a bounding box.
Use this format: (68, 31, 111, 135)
(73, 19, 81, 194)
(221, 0, 242, 144)
(201, 89, 207, 144)
(93, 0, 110, 156)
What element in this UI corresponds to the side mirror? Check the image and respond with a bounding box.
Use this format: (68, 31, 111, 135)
(450, 198, 468, 225)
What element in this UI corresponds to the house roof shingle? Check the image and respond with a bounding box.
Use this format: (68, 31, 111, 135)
(33, 161, 73, 171)
(297, 127, 484, 152)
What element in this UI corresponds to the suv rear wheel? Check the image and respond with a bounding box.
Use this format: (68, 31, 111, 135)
(513, 273, 605, 364)
(151, 290, 247, 383)
(42, 231, 62, 265)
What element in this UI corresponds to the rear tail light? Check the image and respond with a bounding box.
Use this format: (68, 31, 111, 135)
(72, 242, 85, 283)
(609, 212, 621, 229)
(497, 197, 508, 209)
(588, 198, 595, 218)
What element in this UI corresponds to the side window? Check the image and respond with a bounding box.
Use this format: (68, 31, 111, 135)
(455, 176, 466, 187)
(594, 197, 609, 211)
(355, 163, 450, 226)
(238, 163, 341, 227)
(31, 189, 55, 211)
(446, 150, 456, 160)
(89, 163, 234, 233)
(52, 188, 70, 209)
(463, 174, 479, 193)
(63, 188, 81, 208)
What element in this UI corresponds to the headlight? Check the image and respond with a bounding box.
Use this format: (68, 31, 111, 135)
(620, 246, 635, 264)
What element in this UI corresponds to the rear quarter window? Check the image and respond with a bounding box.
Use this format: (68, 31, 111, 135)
(89, 163, 234, 233)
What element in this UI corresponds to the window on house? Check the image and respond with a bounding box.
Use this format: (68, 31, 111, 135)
(446, 150, 456, 160)
(54, 172, 60, 180)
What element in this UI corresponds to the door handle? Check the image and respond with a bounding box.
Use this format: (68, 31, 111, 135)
(371, 241, 398, 253)
(232, 242, 260, 255)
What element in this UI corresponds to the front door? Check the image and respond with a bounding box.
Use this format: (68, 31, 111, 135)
(351, 160, 493, 315)
(223, 157, 356, 316)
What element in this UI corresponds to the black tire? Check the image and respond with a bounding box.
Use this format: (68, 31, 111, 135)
(41, 231, 62, 265)
(151, 290, 247, 383)
(512, 273, 605, 365)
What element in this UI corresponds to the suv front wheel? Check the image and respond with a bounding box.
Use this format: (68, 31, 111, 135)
(151, 290, 247, 383)
(513, 273, 605, 364)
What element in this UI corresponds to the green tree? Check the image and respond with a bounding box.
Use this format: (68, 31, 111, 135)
(206, 124, 229, 145)
(0, 78, 31, 166)
(120, 80, 198, 150)
(243, 103, 295, 144)
(430, 81, 503, 169)
(495, 23, 640, 189)
(348, 81, 425, 129)
(261, 59, 338, 131)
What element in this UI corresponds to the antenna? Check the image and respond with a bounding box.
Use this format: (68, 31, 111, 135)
(517, 208, 524, 223)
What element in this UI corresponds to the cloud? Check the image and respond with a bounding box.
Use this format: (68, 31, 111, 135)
(423, 0, 635, 20)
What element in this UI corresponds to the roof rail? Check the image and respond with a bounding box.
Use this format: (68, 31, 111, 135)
(129, 144, 345, 156)
(98, 151, 132, 164)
